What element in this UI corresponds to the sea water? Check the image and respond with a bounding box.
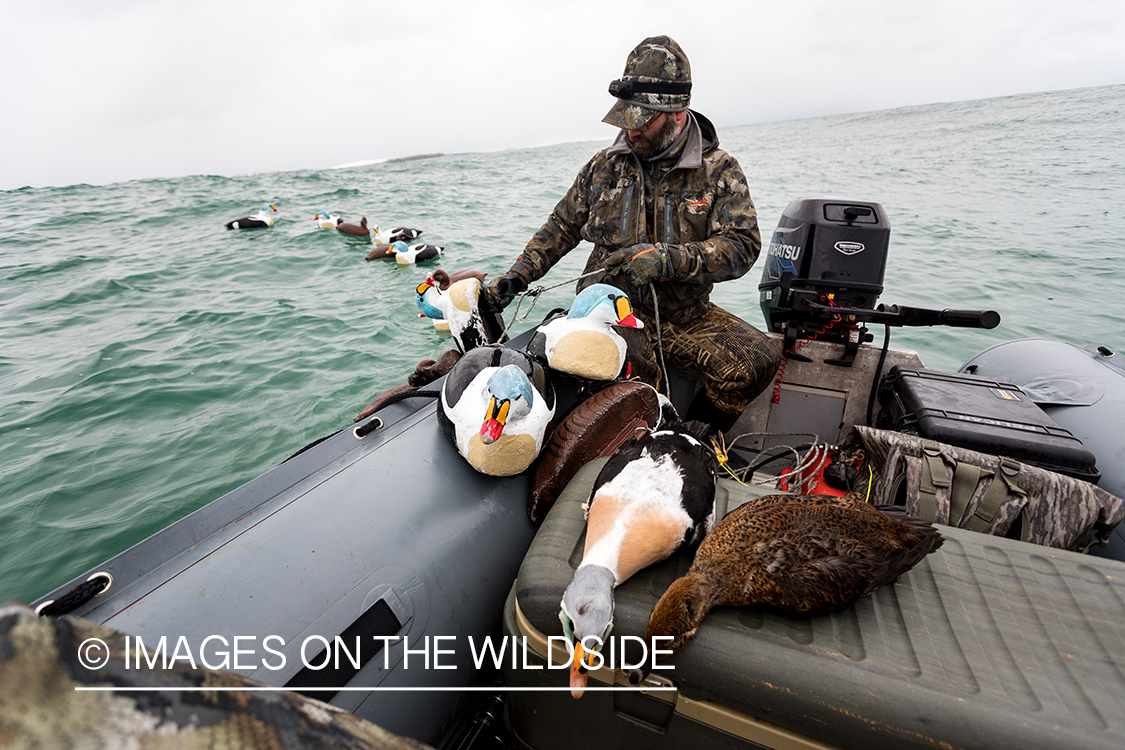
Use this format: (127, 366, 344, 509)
(1, 84, 1123, 604)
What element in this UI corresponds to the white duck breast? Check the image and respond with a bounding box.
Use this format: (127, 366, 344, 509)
(582, 431, 716, 582)
(394, 243, 444, 265)
(529, 283, 643, 381)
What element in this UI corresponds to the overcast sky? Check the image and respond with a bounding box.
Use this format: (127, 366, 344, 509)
(3, 0, 1124, 190)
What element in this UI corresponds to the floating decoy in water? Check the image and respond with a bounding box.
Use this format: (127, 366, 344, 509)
(224, 203, 277, 229)
(337, 216, 371, 237)
(415, 272, 492, 352)
(437, 345, 555, 477)
(631, 492, 944, 684)
(314, 211, 341, 228)
(365, 241, 405, 260)
(560, 420, 718, 698)
(376, 226, 423, 244)
(528, 283, 643, 381)
(394, 243, 444, 265)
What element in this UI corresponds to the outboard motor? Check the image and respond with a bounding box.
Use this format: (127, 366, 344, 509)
(760, 197, 1000, 366)
(760, 198, 890, 363)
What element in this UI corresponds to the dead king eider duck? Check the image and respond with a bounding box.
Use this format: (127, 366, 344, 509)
(225, 203, 277, 229)
(630, 491, 944, 684)
(560, 420, 718, 698)
(437, 345, 555, 477)
(527, 283, 643, 381)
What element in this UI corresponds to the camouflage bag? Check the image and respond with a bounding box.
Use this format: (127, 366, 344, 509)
(847, 425, 1124, 552)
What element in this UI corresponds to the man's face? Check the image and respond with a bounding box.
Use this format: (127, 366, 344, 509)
(626, 111, 680, 160)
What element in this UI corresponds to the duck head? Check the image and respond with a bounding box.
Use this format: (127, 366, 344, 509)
(415, 275, 444, 320)
(258, 203, 278, 217)
(627, 573, 708, 686)
(559, 564, 616, 699)
(479, 365, 534, 444)
(570, 283, 643, 328)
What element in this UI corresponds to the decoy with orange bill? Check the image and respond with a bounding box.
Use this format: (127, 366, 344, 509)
(527, 283, 643, 381)
(437, 345, 555, 477)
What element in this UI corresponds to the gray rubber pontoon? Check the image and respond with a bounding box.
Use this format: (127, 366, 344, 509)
(32, 393, 536, 747)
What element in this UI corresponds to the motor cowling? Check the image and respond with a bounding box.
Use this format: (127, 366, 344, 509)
(759, 198, 890, 344)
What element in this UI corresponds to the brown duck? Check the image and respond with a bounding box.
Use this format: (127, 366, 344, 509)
(631, 491, 943, 683)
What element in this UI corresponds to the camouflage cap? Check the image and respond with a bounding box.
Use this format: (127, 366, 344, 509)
(603, 36, 692, 130)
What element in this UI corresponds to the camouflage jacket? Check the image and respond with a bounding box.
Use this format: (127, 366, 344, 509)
(510, 111, 761, 325)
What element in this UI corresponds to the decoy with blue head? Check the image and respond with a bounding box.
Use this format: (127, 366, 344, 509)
(559, 418, 718, 698)
(414, 269, 490, 346)
(314, 211, 341, 228)
(225, 203, 277, 229)
(437, 345, 555, 477)
(528, 283, 643, 381)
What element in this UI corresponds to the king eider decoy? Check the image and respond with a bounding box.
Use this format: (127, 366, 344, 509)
(437, 345, 555, 477)
(314, 211, 341, 228)
(394, 243, 444, 265)
(414, 271, 492, 352)
(376, 226, 423, 244)
(630, 492, 944, 684)
(225, 203, 277, 229)
(528, 283, 643, 381)
(560, 420, 718, 698)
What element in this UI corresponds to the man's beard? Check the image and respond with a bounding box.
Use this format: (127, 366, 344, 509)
(627, 113, 681, 160)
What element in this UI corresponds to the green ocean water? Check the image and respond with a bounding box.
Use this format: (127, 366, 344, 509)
(2, 84, 1123, 605)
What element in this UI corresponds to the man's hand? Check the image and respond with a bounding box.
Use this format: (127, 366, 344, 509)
(483, 271, 528, 310)
(602, 244, 674, 287)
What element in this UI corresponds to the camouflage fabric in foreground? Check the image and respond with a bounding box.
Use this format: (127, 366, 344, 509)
(0, 604, 432, 750)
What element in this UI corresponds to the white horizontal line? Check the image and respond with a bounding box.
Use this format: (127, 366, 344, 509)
(74, 686, 676, 693)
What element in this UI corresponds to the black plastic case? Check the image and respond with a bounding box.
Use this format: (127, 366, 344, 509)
(879, 366, 1100, 483)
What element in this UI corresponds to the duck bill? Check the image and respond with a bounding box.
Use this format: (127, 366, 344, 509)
(613, 297, 643, 328)
(569, 643, 589, 699)
(479, 397, 509, 444)
(480, 418, 504, 444)
(616, 312, 642, 328)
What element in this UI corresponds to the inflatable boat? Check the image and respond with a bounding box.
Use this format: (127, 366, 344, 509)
(32, 198, 1125, 750)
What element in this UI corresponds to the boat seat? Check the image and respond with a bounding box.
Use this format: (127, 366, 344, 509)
(504, 457, 1125, 750)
